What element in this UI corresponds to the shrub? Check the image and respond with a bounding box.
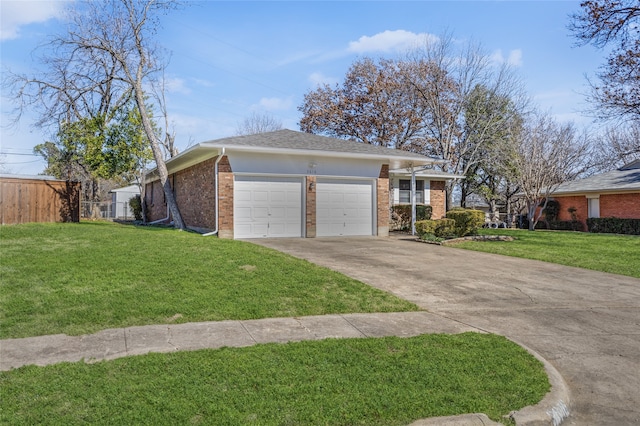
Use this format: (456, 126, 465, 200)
(415, 218, 456, 238)
(445, 208, 485, 237)
(415, 220, 437, 236)
(433, 218, 457, 238)
(587, 217, 640, 235)
(548, 220, 585, 232)
(129, 195, 143, 221)
(391, 205, 432, 230)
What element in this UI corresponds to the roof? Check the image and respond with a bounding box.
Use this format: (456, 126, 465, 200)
(147, 129, 446, 178)
(109, 184, 140, 193)
(551, 160, 640, 195)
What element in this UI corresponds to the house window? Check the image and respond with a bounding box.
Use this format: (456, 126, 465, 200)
(587, 197, 600, 218)
(399, 179, 424, 204)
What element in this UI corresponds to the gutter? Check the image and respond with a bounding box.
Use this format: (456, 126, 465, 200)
(203, 147, 226, 237)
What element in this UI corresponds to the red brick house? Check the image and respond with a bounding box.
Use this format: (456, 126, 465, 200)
(144, 130, 450, 239)
(548, 160, 640, 228)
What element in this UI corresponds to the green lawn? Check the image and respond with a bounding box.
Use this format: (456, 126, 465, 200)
(452, 229, 640, 278)
(0, 222, 417, 339)
(0, 333, 549, 425)
(0, 222, 551, 425)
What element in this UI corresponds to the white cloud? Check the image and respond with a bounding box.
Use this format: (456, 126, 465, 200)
(256, 96, 293, 111)
(347, 30, 437, 54)
(491, 49, 523, 67)
(507, 49, 523, 67)
(165, 77, 191, 95)
(1, 1, 68, 41)
(308, 72, 337, 87)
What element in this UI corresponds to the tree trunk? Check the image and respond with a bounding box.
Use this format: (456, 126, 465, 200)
(133, 86, 185, 230)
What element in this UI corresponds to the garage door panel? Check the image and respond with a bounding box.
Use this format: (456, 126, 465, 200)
(317, 179, 373, 237)
(234, 177, 303, 239)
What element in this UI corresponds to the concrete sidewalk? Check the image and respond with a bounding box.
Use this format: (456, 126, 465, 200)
(0, 311, 569, 426)
(0, 311, 478, 370)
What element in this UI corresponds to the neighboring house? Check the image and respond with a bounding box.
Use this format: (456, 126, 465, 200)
(109, 184, 140, 219)
(389, 169, 460, 220)
(144, 129, 445, 239)
(0, 174, 80, 224)
(547, 160, 640, 228)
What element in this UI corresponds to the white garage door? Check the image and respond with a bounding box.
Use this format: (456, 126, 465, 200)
(234, 176, 303, 238)
(317, 179, 374, 237)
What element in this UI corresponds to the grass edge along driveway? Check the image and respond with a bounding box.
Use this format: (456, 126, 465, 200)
(450, 228, 640, 278)
(0, 222, 417, 339)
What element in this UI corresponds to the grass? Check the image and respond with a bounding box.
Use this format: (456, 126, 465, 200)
(0, 222, 417, 339)
(0, 333, 549, 425)
(452, 228, 640, 278)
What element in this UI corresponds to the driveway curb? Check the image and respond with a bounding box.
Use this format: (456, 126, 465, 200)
(507, 339, 571, 426)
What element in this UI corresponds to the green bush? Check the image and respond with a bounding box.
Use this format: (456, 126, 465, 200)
(587, 217, 640, 235)
(416, 218, 456, 238)
(548, 220, 585, 232)
(129, 195, 143, 221)
(445, 208, 485, 237)
(434, 218, 457, 238)
(392, 205, 432, 230)
(415, 219, 437, 236)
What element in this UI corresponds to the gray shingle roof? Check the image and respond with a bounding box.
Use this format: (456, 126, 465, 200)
(552, 160, 640, 194)
(201, 129, 439, 161)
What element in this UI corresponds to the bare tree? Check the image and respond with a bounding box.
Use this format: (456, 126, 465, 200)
(405, 33, 530, 209)
(570, 0, 640, 121)
(4, 0, 186, 229)
(514, 113, 591, 230)
(236, 112, 283, 136)
(593, 121, 640, 170)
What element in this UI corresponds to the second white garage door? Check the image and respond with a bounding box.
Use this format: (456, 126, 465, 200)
(316, 179, 374, 237)
(234, 176, 303, 238)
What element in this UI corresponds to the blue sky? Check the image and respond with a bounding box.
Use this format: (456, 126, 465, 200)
(1, 0, 603, 175)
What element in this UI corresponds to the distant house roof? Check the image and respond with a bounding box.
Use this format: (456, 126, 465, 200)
(551, 160, 640, 195)
(147, 129, 446, 179)
(109, 184, 140, 194)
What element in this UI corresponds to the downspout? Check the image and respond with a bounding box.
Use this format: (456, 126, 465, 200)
(149, 204, 170, 224)
(203, 147, 226, 237)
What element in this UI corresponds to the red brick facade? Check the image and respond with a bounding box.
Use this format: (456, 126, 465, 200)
(145, 158, 392, 238)
(173, 157, 216, 229)
(429, 180, 446, 219)
(377, 165, 390, 236)
(305, 176, 317, 238)
(553, 192, 640, 229)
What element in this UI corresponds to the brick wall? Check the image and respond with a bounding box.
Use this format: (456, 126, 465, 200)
(555, 195, 588, 223)
(430, 180, 446, 219)
(217, 156, 234, 239)
(173, 157, 216, 229)
(553, 192, 640, 230)
(145, 180, 167, 222)
(600, 193, 640, 219)
(305, 176, 316, 237)
(377, 165, 389, 236)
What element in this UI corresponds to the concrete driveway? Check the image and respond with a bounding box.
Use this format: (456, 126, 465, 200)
(252, 234, 640, 426)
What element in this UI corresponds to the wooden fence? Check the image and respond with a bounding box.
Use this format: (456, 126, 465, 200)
(0, 175, 80, 225)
